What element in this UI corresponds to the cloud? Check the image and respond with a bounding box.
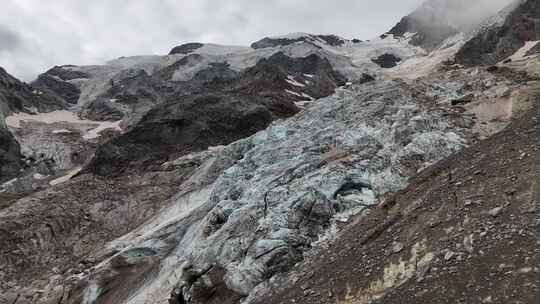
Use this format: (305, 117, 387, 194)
(412, 0, 515, 31)
(0, 26, 21, 52)
(0, 0, 426, 81)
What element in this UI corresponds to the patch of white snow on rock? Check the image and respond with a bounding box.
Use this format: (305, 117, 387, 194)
(5, 110, 122, 140)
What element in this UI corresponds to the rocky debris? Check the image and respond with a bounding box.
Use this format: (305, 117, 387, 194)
(455, 0, 540, 66)
(387, 14, 458, 51)
(371, 54, 402, 68)
(315, 35, 346, 47)
(169, 43, 205, 55)
(31, 74, 81, 105)
(41, 65, 92, 81)
(84, 93, 273, 176)
(450, 94, 474, 106)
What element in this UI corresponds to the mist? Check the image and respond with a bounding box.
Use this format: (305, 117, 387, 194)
(412, 0, 516, 31)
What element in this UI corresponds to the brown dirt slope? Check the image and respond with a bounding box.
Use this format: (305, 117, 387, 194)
(257, 84, 540, 303)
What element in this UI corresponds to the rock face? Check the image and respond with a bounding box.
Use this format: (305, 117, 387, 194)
(0, 67, 68, 114)
(455, 0, 540, 66)
(2, 1, 540, 304)
(31, 65, 90, 104)
(85, 52, 346, 176)
(371, 54, 402, 68)
(251, 33, 346, 49)
(387, 13, 458, 51)
(0, 67, 67, 182)
(387, 0, 515, 51)
(169, 43, 205, 55)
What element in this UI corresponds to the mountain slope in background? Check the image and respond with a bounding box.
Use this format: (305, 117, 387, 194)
(387, 0, 514, 50)
(455, 0, 540, 66)
(1, 0, 539, 303)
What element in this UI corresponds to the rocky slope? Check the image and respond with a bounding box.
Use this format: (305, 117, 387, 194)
(1, 0, 539, 303)
(455, 0, 540, 66)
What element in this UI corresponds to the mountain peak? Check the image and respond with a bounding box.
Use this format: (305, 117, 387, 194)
(251, 33, 346, 49)
(387, 0, 516, 50)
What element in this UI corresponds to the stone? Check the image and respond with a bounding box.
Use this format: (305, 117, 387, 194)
(488, 207, 503, 218)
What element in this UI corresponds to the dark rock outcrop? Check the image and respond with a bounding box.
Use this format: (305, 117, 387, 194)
(251, 37, 306, 49)
(371, 54, 402, 68)
(251, 34, 345, 49)
(0, 121, 22, 182)
(455, 0, 540, 66)
(169, 43, 205, 55)
(0, 67, 68, 114)
(31, 74, 81, 104)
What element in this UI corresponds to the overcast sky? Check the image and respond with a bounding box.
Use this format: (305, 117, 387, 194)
(0, 0, 424, 81)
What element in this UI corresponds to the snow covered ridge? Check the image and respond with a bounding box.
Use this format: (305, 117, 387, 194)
(70, 80, 475, 303)
(39, 30, 432, 109)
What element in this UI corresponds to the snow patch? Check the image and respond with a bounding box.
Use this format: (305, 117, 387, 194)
(83, 120, 122, 140)
(285, 89, 302, 97)
(52, 129, 72, 134)
(508, 40, 540, 61)
(286, 75, 306, 87)
(1, 178, 18, 188)
(33, 173, 47, 180)
(6, 111, 122, 140)
(50, 167, 82, 186)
